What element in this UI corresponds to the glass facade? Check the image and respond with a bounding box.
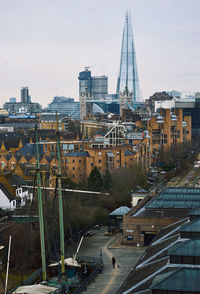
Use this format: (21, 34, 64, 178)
(48, 96, 80, 119)
(117, 12, 141, 102)
(78, 69, 108, 101)
(91, 76, 108, 100)
(78, 68, 92, 96)
(21, 87, 31, 103)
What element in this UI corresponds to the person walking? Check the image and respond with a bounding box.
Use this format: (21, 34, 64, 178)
(112, 256, 116, 269)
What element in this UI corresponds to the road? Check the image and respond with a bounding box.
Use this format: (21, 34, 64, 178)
(167, 153, 200, 188)
(78, 227, 144, 294)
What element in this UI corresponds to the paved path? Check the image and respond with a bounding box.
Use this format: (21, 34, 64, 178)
(78, 228, 144, 294)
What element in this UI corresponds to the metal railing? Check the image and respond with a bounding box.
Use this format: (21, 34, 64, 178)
(73, 264, 103, 294)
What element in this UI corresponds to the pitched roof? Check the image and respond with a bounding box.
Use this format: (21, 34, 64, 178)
(152, 218, 188, 243)
(40, 113, 68, 122)
(169, 239, 200, 257)
(124, 150, 136, 156)
(5, 174, 26, 186)
(65, 151, 90, 157)
(15, 143, 44, 161)
(110, 206, 131, 216)
(180, 218, 200, 233)
(145, 187, 200, 210)
(151, 268, 200, 292)
(188, 207, 200, 216)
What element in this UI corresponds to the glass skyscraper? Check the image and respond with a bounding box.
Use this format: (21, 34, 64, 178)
(78, 68, 108, 100)
(117, 11, 142, 102)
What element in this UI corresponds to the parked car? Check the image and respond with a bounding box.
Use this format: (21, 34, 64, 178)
(84, 231, 95, 237)
(92, 224, 102, 230)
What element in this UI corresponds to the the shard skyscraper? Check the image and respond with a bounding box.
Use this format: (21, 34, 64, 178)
(117, 11, 142, 102)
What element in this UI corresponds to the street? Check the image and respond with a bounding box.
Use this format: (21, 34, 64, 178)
(78, 227, 144, 294)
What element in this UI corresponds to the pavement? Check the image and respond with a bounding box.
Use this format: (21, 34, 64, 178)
(78, 227, 144, 294)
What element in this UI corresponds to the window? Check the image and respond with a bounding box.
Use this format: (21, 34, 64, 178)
(117, 152, 119, 155)
(99, 160, 101, 163)
(127, 235, 133, 241)
(69, 144, 74, 150)
(11, 162, 15, 168)
(98, 152, 101, 156)
(72, 174, 75, 178)
(79, 160, 81, 163)
(72, 167, 75, 170)
(63, 144, 68, 150)
(91, 163, 94, 167)
(73, 160, 75, 163)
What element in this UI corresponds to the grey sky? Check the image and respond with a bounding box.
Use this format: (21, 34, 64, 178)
(0, 0, 200, 107)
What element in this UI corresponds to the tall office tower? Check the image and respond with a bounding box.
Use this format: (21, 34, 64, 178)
(91, 76, 108, 100)
(21, 87, 31, 103)
(78, 67, 92, 97)
(117, 11, 142, 103)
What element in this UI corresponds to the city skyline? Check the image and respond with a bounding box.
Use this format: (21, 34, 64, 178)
(1, 0, 200, 107)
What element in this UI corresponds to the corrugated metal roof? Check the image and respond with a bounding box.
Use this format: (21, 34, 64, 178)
(151, 268, 200, 292)
(164, 187, 200, 194)
(189, 207, 200, 216)
(146, 187, 200, 210)
(147, 200, 200, 209)
(110, 206, 130, 216)
(169, 239, 200, 256)
(180, 218, 200, 232)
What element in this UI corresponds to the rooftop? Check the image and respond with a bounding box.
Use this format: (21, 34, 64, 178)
(110, 206, 131, 216)
(65, 151, 90, 157)
(151, 268, 200, 292)
(169, 239, 200, 257)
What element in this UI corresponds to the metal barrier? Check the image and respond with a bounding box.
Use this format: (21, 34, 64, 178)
(73, 264, 103, 294)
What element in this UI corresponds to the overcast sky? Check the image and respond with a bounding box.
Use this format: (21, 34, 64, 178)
(0, 0, 200, 107)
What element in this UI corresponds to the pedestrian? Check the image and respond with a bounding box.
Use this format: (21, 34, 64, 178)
(112, 256, 116, 269)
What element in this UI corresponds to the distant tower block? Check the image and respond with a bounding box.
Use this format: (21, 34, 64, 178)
(117, 11, 142, 103)
(21, 87, 31, 103)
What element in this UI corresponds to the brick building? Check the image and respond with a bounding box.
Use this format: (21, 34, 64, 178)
(123, 187, 200, 247)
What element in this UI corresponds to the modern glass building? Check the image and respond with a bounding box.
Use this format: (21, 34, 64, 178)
(117, 11, 142, 103)
(78, 67, 92, 97)
(48, 96, 80, 120)
(21, 87, 31, 103)
(78, 68, 108, 101)
(91, 76, 108, 100)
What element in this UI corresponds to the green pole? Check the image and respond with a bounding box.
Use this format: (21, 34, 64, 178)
(35, 124, 47, 281)
(56, 120, 66, 279)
